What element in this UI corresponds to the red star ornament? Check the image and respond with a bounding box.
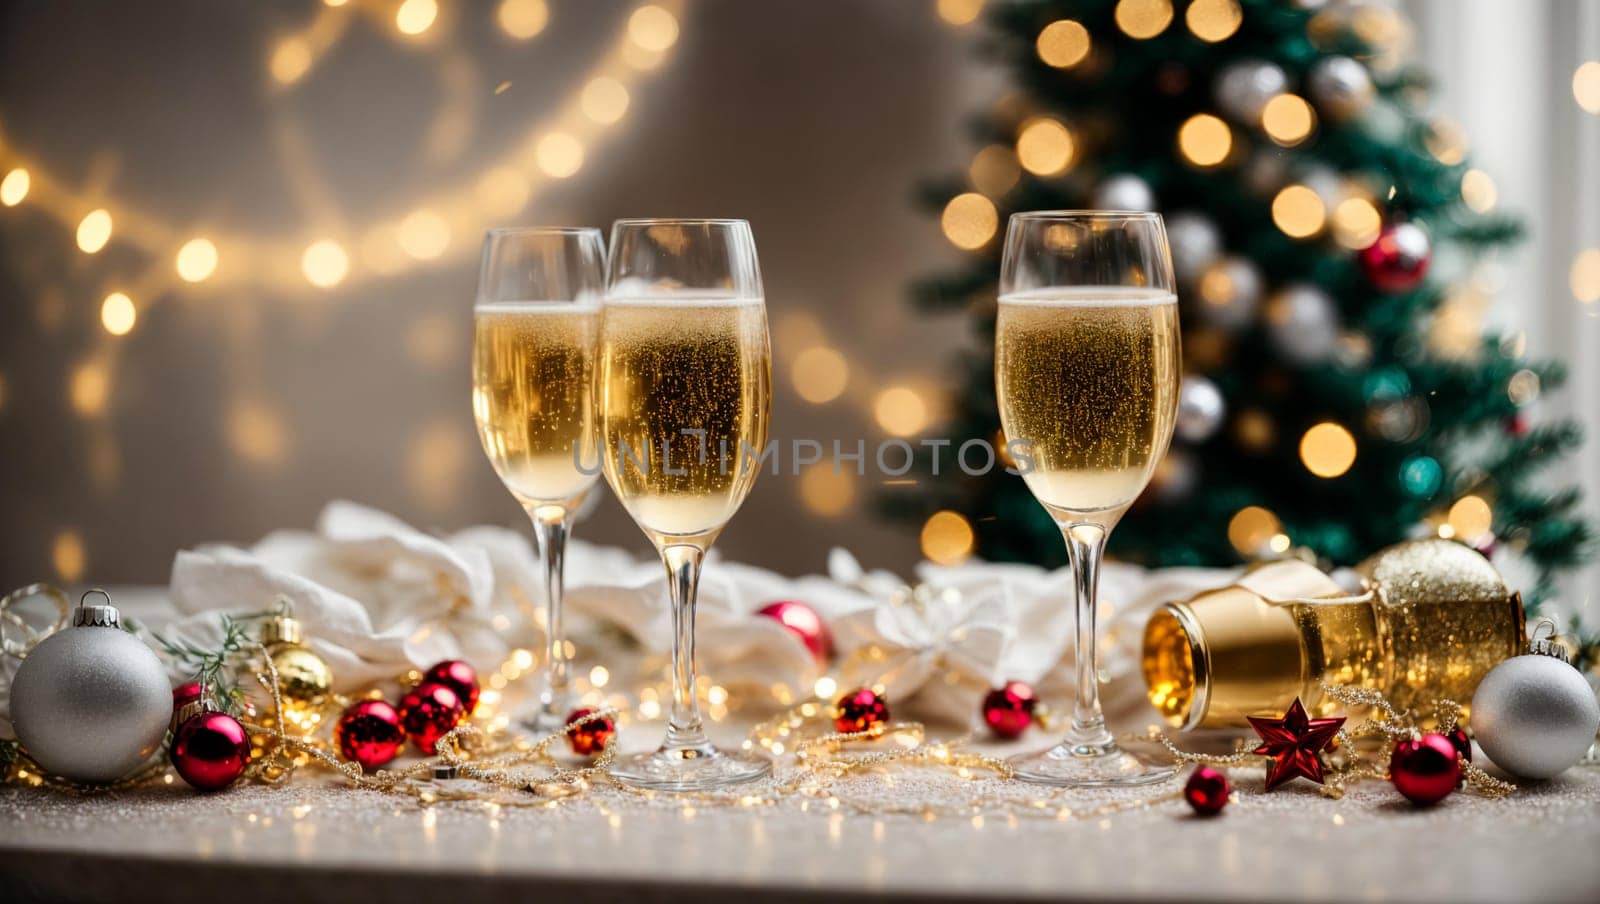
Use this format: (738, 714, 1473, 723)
(1248, 697, 1345, 791)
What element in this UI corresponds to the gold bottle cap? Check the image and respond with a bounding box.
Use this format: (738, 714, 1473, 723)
(1142, 559, 1349, 730)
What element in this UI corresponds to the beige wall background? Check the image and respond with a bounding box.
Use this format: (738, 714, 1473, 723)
(0, 1, 999, 586)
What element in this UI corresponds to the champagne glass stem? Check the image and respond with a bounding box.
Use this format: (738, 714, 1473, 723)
(661, 544, 711, 753)
(1064, 522, 1115, 754)
(530, 504, 573, 725)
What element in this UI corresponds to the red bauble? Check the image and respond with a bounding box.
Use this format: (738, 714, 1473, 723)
(1390, 733, 1461, 805)
(1184, 766, 1231, 816)
(422, 660, 481, 715)
(833, 687, 890, 734)
(981, 680, 1038, 739)
(1505, 413, 1529, 437)
(336, 699, 406, 770)
(171, 711, 250, 791)
(1359, 222, 1431, 292)
(565, 707, 617, 757)
(755, 600, 833, 663)
(399, 682, 465, 755)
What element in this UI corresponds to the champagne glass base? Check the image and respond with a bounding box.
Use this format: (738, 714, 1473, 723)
(609, 746, 771, 791)
(1009, 742, 1177, 787)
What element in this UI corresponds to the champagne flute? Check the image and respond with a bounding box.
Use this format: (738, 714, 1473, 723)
(472, 227, 604, 731)
(995, 211, 1181, 786)
(598, 218, 772, 790)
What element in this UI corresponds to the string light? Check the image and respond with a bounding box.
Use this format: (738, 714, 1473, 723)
(1036, 20, 1091, 69)
(52, 530, 86, 583)
(175, 238, 219, 282)
(1227, 506, 1281, 556)
(69, 361, 109, 416)
(1177, 114, 1231, 168)
(1299, 422, 1357, 478)
(1114, 0, 1173, 40)
(0, 168, 27, 206)
(1185, 0, 1241, 43)
(100, 292, 137, 336)
(581, 77, 630, 124)
(874, 386, 929, 436)
(1572, 61, 1600, 114)
(791, 346, 849, 403)
(1015, 117, 1075, 176)
(1423, 118, 1467, 165)
(498, 0, 549, 40)
(270, 38, 314, 85)
(229, 400, 291, 467)
(1507, 369, 1541, 405)
(1233, 408, 1276, 452)
(1446, 496, 1493, 544)
(1332, 197, 1382, 249)
(940, 192, 999, 250)
(301, 240, 350, 288)
(1572, 248, 1600, 303)
(75, 209, 113, 254)
(799, 463, 856, 517)
(397, 209, 450, 260)
(395, 0, 438, 37)
(628, 5, 679, 52)
(968, 145, 1020, 196)
(1261, 94, 1315, 146)
(1272, 185, 1326, 239)
(1460, 169, 1497, 213)
(920, 511, 975, 565)
(936, 0, 984, 26)
(536, 132, 585, 177)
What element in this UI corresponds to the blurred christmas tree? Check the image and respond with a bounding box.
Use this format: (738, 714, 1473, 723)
(903, 0, 1591, 606)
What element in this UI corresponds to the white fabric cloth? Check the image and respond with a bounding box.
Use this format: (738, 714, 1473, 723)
(149, 502, 1236, 727)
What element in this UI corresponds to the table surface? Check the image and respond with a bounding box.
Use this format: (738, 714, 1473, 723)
(3, 590, 1599, 903)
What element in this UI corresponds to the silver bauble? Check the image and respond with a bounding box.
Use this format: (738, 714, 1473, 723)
(1470, 654, 1600, 780)
(1215, 59, 1288, 122)
(1266, 284, 1340, 363)
(1308, 56, 1375, 121)
(9, 599, 171, 783)
(1194, 255, 1262, 331)
(1176, 376, 1226, 442)
(1167, 212, 1222, 285)
(1092, 174, 1156, 212)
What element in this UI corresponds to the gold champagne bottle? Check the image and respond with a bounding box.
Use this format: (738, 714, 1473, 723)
(996, 288, 1181, 517)
(472, 303, 600, 507)
(1141, 540, 1525, 729)
(598, 297, 771, 545)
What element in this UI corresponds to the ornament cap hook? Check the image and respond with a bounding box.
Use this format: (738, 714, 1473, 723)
(72, 587, 122, 628)
(261, 595, 303, 647)
(1528, 618, 1571, 663)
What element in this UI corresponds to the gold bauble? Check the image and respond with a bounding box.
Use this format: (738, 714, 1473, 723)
(267, 643, 333, 727)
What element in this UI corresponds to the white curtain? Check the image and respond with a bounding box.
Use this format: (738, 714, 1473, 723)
(1406, 0, 1600, 617)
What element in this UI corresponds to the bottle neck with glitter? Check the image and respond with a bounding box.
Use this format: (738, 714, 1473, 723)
(1141, 539, 1526, 730)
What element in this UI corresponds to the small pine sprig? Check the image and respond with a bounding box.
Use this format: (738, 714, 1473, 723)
(155, 612, 270, 715)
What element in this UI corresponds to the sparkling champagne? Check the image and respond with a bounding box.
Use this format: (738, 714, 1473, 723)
(472, 303, 600, 506)
(598, 297, 770, 544)
(996, 288, 1181, 518)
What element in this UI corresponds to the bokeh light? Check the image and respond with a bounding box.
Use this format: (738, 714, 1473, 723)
(498, 0, 549, 40)
(176, 238, 219, 282)
(791, 346, 848, 404)
(1299, 422, 1357, 478)
(1507, 368, 1541, 405)
(920, 510, 975, 565)
(0, 168, 29, 206)
(1572, 248, 1600, 303)
(100, 292, 137, 336)
(941, 192, 999, 250)
(875, 386, 929, 436)
(969, 144, 1020, 196)
(398, 209, 450, 260)
(301, 239, 350, 287)
(628, 5, 679, 52)
(1424, 118, 1467, 165)
(476, 167, 531, 217)
(1446, 495, 1493, 544)
(1261, 94, 1315, 146)
(1178, 114, 1231, 168)
(1332, 197, 1382, 249)
(1574, 61, 1600, 114)
(407, 419, 469, 512)
(581, 76, 630, 124)
(1036, 20, 1091, 69)
(1460, 169, 1497, 213)
(229, 400, 291, 468)
(936, 0, 984, 26)
(76, 209, 113, 254)
(396, 0, 438, 37)
(52, 530, 86, 583)
(799, 463, 856, 517)
(1115, 0, 1173, 40)
(1016, 117, 1075, 176)
(536, 132, 585, 177)
(1272, 185, 1326, 239)
(1185, 0, 1241, 43)
(1227, 506, 1281, 556)
(70, 361, 109, 416)
(270, 38, 313, 84)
